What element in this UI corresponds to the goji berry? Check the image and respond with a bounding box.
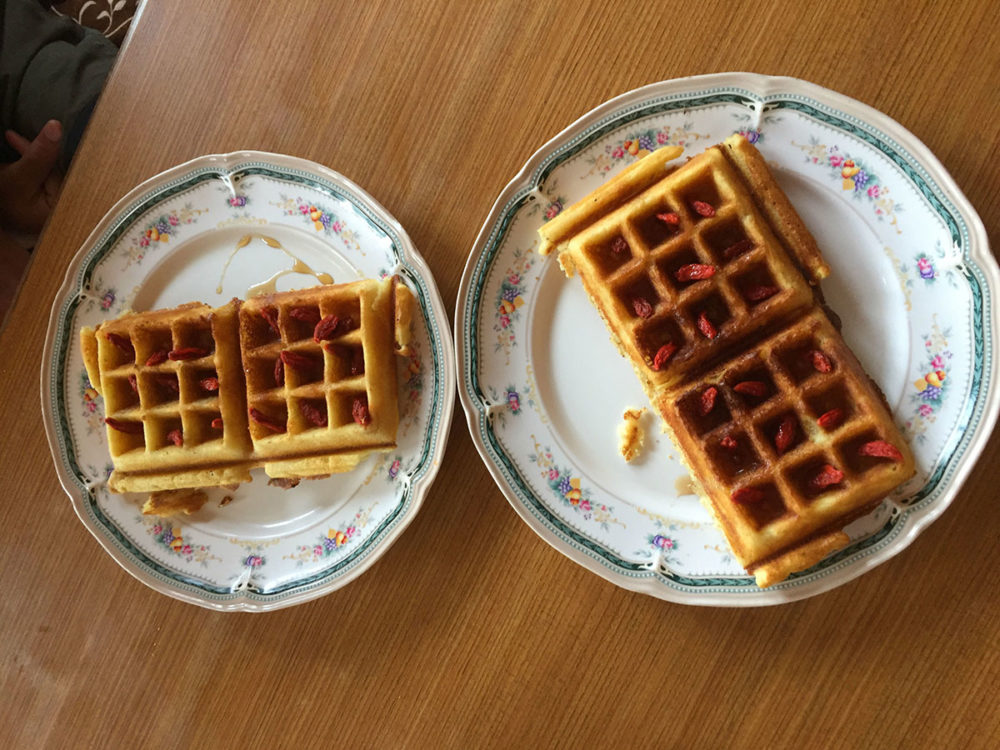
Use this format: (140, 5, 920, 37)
(656, 212, 680, 227)
(652, 342, 677, 370)
(611, 236, 629, 256)
(810, 349, 833, 373)
(145, 350, 168, 366)
(699, 386, 718, 416)
(260, 307, 280, 335)
(274, 357, 284, 387)
(168, 347, 208, 361)
(300, 402, 328, 427)
(105, 332, 134, 357)
(809, 464, 845, 491)
(211, 417, 224, 430)
(632, 297, 654, 319)
(731, 487, 765, 504)
(674, 263, 716, 282)
(774, 415, 797, 454)
(858, 440, 904, 462)
(280, 350, 314, 371)
(720, 435, 738, 450)
(696, 311, 718, 339)
(722, 239, 755, 260)
(744, 285, 780, 303)
(127, 374, 138, 394)
(817, 408, 844, 431)
(105, 417, 143, 434)
(167, 428, 183, 447)
(313, 314, 340, 342)
(289, 306, 320, 324)
(200, 376, 219, 392)
(691, 200, 716, 217)
(352, 397, 371, 426)
(155, 374, 179, 393)
(249, 407, 285, 433)
(733, 380, 768, 398)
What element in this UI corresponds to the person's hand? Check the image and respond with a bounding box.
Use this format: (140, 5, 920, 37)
(0, 120, 64, 234)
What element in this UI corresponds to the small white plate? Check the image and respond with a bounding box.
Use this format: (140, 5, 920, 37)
(43, 151, 455, 611)
(456, 73, 999, 605)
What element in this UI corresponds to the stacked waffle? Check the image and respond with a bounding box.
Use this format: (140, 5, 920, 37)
(540, 134, 914, 587)
(82, 276, 414, 495)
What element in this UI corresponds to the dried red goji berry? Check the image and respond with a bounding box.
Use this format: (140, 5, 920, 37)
(733, 380, 768, 398)
(720, 435, 738, 450)
(155, 374, 179, 393)
(127, 374, 138, 394)
(691, 200, 716, 217)
(652, 342, 678, 370)
(289, 306, 320, 325)
(674, 263, 717, 282)
(313, 314, 340, 342)
(352, 396, 371, 426)
(774, 415, 797, 454)
(632, 297, 654, 318)
(105, 417, 143, 434)
(696, 311, 718, 339)
(300, 401, 328, 427)
(731, 487, 765, 504)
(611, 236, 629, 256)
(858, 440, 904, 462)
(280, 350, 314, 371)
(722, 239, 755, 260)
(145, 350, 168, 367)
(810, 349, 833, 373)
(656, 211, 680, 227)
(105, 332, 134, 357)
(274, 357, 284, 387)
(699, 386, 718, 416)
(817, 408, 844, 431)
(809, 464, 845, 491)
(168, 347, 208, 361)
(211, 417, 224, 430)
(167, 428, 183, 447)
(260, 307, 280, 335)
(249, 407, 285, 433)
(744, 285, 780, 303)
(199, 376, 219, 392)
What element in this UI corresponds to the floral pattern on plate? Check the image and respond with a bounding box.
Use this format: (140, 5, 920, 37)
(44, 152, 455, 611)
(458, 73, 998, 605)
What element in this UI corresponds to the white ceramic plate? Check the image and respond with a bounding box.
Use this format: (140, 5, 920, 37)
(456, 73, 998, 605)
(43, 151, 454, 611)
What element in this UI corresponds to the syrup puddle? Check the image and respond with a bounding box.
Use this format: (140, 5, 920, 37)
(674, 475, 696, 496)
(216, 233, 333, 297)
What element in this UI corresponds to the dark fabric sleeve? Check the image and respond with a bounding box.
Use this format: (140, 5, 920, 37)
(0, 0, 116, 169)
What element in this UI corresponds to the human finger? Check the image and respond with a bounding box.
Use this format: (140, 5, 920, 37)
(5, 129, 31, 156)
(7, 120, 62, 189)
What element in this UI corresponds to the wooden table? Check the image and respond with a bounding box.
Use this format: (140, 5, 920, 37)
(3, 1, 999, 746)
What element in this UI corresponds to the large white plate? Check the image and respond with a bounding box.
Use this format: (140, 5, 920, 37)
(456, 73, 998, 605)
(43, 151, 454, 611)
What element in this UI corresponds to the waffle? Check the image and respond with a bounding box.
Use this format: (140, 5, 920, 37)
(547, 135, 827, 396)
(539, 134, 914, 586)
(81, 300, 254, 493)
(656, 308, 915, 587)
(82, 276, 415, 495)
(238, 277, 410, 478)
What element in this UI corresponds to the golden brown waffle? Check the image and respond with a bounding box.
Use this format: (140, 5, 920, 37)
(82, 277, 415, 495)
(81, 300, 254, 493)
(539, 135, 914, 587)
(551, 136, 823, 395)
(238, 277, 410, 478)
(656, 309, 915, 587)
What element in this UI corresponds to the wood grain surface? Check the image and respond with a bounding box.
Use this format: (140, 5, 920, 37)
(2, 1, 999, 747)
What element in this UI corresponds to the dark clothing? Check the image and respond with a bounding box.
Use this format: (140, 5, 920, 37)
(0, 0, 115, 169)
